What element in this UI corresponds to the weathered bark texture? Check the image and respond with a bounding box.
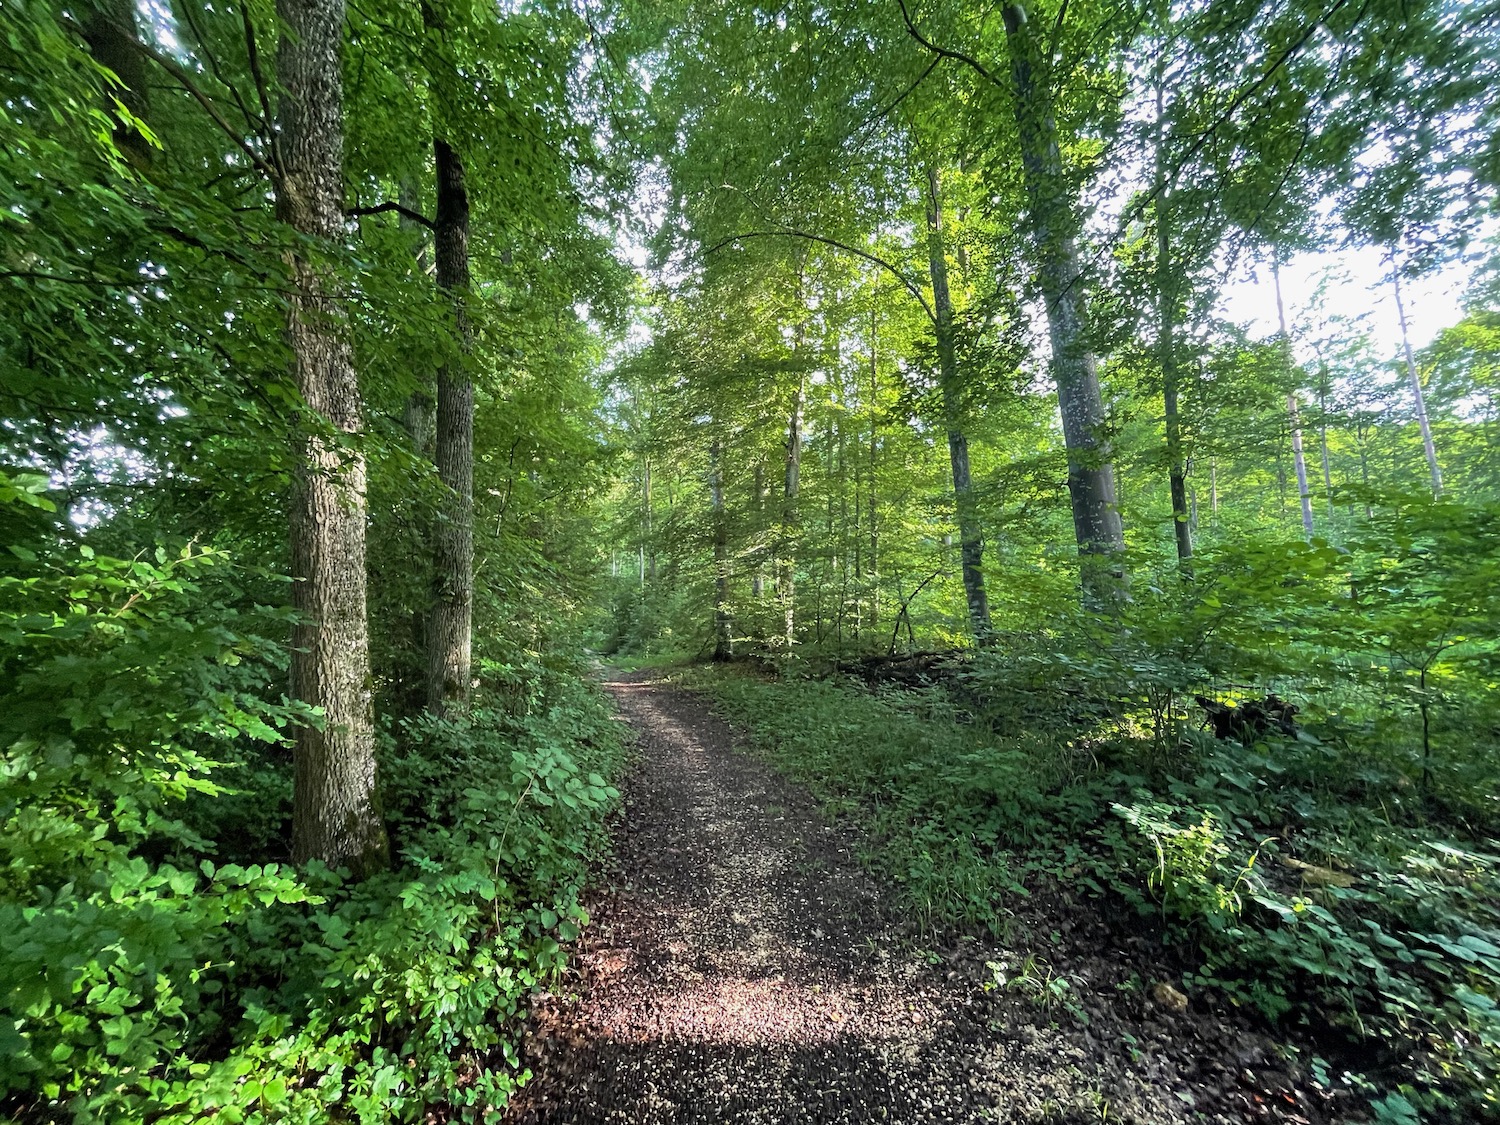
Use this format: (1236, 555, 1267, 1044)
(1392, 265, 1444, 497)
(924, 165, 990, 637)
(1002, 2, 1125, 599)
(276, 0, 388, 876)
(709, 439, 733, 660)
(425, 135, 475, 714)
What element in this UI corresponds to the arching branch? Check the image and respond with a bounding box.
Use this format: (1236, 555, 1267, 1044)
(705, 229, 935, 323)
(894, 0, 1007, 90)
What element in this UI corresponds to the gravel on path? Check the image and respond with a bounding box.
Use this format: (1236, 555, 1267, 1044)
(503, 671, 1348, 1125)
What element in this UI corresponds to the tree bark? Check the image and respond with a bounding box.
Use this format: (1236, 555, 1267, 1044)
(420, 0, 476, 714)
(276, 0, 388, 876)
(710, 438, 733, 660)
(1002, 2, 1125, 601)
(1392, 263, 1444, 497)
(925, 165, 990, 636)
(425, 134, 474, 714)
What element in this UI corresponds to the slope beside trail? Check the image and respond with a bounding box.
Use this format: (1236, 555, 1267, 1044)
(503, 670, 1347, 1125)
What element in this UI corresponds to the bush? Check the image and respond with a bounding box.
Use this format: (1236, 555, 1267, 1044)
(1, 540, 624, 1123)
(689, 631, 1500, 1120)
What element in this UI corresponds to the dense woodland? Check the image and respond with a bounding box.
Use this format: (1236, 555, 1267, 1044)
(4, 0, 1500, 1120)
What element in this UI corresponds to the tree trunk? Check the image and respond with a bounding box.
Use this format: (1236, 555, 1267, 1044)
(1272, 261, 1315, 537)
(751, 463, 766, 599)
(710, 438, 733, 660)
(643, 455, 657, 581)
(1288, 392, 1315, 536)
(1153, 83, 1192, 571)
(425, 135, 474, 714)
(868, 308, 880, 631)
(779, 373, 803, 653)
(925, 165, 991, 637)
(399, 179, 435, 454)
(1002, 2, 1125, 601)
(1392, 263, 1444, 497)
(1358, 419, 1374, 518)
(1318, 362, 1334, 516)
(276, 0, 388, 876)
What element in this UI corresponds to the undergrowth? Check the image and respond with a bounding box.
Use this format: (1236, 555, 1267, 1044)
(687, 660, 1500, 1124)
(1, 543, 623, 1123)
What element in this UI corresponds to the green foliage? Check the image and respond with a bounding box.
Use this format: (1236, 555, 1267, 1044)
(688, 495, 1500, 1116)
(0, 496, 625, 1121)
(2, 642, 623, 1123)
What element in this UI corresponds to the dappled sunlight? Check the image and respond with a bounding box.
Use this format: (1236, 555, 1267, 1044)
(509, 674, 1206, 1125)
(581, 968, 931, 1048)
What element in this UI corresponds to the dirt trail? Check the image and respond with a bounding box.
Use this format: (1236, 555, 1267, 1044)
(504, 671, 1336, 1125)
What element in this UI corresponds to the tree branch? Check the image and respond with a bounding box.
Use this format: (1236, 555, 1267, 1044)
(346, 201, 436, 228)
(176, 1, 263, 142)
(239, 0, 280, 176)
(705, 230, 935, 323)
(857, 55, 941, 133)
(894, 0, 1007, 90)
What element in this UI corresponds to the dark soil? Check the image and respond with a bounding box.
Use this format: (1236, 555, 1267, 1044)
(503, 670, 1361, 1125)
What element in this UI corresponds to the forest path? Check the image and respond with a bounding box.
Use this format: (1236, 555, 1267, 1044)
(502, 670, 1290, 1125)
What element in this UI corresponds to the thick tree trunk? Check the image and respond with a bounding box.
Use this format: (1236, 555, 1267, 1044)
(925, 165, 990, 637)
(425, 136, 474, 714)
(276, 0, 388, 876)
(1002, 2, 1125, 600)
(1392, 264, 1444, 497)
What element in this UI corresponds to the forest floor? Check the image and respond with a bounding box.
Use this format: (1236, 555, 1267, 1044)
(502, 670, 1352, 1125)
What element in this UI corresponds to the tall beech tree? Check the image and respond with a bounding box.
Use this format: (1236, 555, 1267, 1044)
(999, 1, 1124, 594)
(276, 0, 389, 874)
(422, 0, 476, 713)
(924, 164, 990, 634)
